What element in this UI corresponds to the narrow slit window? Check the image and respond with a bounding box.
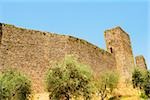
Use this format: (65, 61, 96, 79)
(110, 47, 113, 53)
(0, 23, 2, 44)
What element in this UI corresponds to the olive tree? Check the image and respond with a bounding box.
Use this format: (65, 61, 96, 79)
(0, 69, 31, 100)
(95, 71, 119, 100)
(46, 55, 94, 100)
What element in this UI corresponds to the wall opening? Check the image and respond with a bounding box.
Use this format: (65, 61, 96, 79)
(110, 47, 113, 53)
(0, 23, 2, 44)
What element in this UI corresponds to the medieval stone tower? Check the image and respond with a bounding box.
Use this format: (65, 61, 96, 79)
(135, 55, 147, 70)
(104, 27, 135, 80)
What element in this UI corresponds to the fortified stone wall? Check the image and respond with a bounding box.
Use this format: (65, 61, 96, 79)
(66, 36, 116, 74)
(0, 23, 116, 93)
(135, 55, 147, 70)
(0, 24, 50, 92)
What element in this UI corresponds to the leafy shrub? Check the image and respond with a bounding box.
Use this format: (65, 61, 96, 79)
(95, 71, 119, 100)
(132, 68, 150, 98)
(143, 70, 150, 98)
(0, 69, 31, 100)
(132, 68, 144, 89)
(140, 92, 148, 99)
(45, 55, 94, 100)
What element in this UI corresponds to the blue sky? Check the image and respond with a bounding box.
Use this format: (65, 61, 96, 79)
(0, 0, 150, 69)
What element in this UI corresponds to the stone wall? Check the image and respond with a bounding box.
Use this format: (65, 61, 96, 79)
(0, 24, 50, 93)
(0, 23, 116, 93)
(135, 55, 147, 70)
(67, 36, 116, 75)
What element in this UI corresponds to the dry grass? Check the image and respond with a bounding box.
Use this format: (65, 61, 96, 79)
(30, 92, 141, 100)
(31, 93, 49, 100)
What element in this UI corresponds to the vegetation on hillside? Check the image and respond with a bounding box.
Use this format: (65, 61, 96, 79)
(94, 71, 119, 100)
(0, 69, 31, 100)
(132, 68, 150, 99)
(143, 70, 150, 98)
(45, 55, 94, 100)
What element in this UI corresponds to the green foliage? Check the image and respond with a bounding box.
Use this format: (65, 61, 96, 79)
(132, 69, 150, 98)
(140, 92, 148, 99)
(132, 68, 144, 89)
(95, 71, 119, 100)
(46, 55, 94, 100)
(143, 70, 150, 98)
(0, 69, 31, 100)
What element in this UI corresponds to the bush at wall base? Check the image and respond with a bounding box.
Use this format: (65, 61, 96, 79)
(0, 69, 31, 100)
